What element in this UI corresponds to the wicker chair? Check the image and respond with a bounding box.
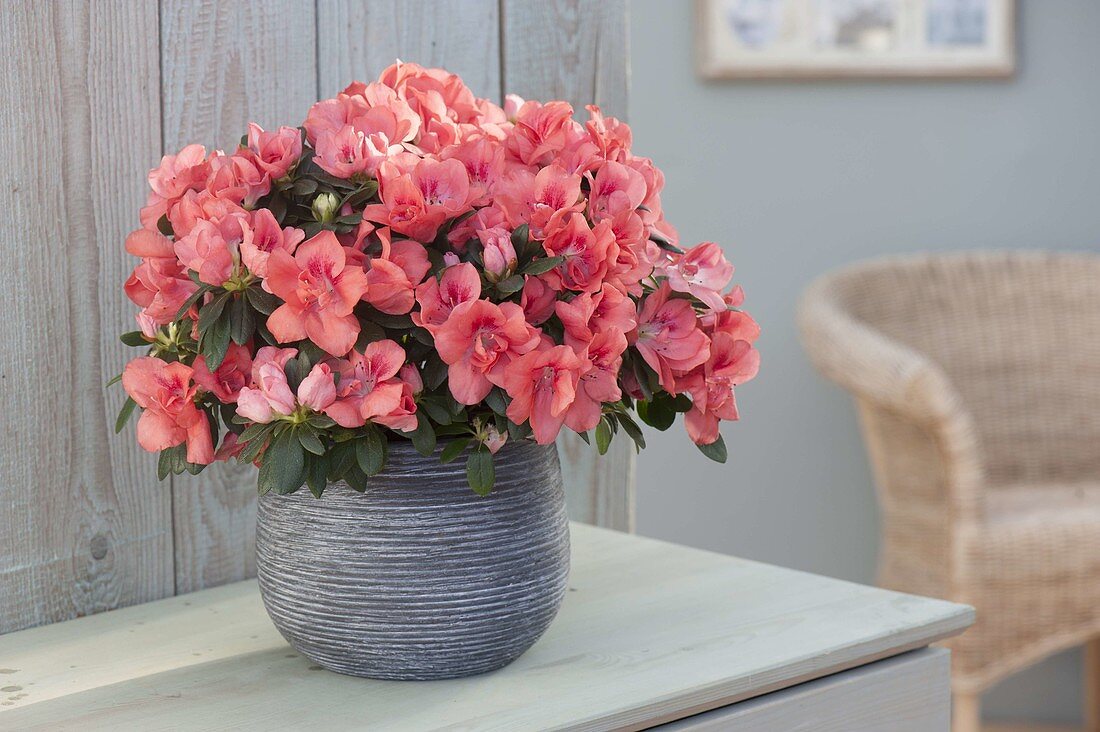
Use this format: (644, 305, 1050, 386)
(797, 251, 1100, 731)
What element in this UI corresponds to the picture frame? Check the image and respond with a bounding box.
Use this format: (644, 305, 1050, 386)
(696, 0, 1015, 79)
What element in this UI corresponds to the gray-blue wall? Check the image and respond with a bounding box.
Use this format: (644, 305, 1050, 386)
(630, 1, 1100, 723)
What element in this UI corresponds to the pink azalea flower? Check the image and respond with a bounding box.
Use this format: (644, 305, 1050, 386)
(440, 136, 506, 206)
(633, 283, 711, 392)
(363, 168, 447, 242)
(412, 262, 482, 332)
(173, 215, 246, 286)
(554, 285, 637, 349)
(192, 342, 253, 403)
(585, 105, 633, 163)
(264, 231, 369, 357)
(313, 125, 377, 179)
(240, 209, 305, 279)
(564, 329, 628, 434)
(433, 299, 541, 405)
(483, 423, 508, 454)
(503, 345, 584, 445)
(147, 144, 210, 204)
(506, 100, 577, 166)
(681, 333, 760, 445)
(324, 340, 408, 428)
(236, 347, 298, 423)
(495, 164, 583, 240)
(237, 350, 337, 424)
(123, 229, 197, 325)
(245, 123, 302, 180)
(586, 160, 646, 222)
(663, 242, 734, 311)
(122, 357, 214, 464)
(541, 214, 618, 293)
(166, 189, 246, 239)
(519, 275, 557, 325)
(363, 230, 431, 315)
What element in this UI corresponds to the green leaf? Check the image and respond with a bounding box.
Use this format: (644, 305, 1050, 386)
(198, 291, 230, 334)
(229, 295, 256, 345)
(157, 444, 187, 481)
(509, 224, 529, 252)
(422, 355, 448, 391)
(119, 331, 148, 347)
(174, 284, 210, 322)
(258, 429, 306, 495)
(105, 373, 122, 388)
(466, 448, 495, 496)
(410, 413, 437, 457)
(521, 256, 565, 276)
(616, 412, 647, 451)
(306, 453, 329, 498)
(439, 436, 471, 464)
(114, 397, 138, 434)
(201, 312, 232, 370)
(328, 441, 357, 481)
(157, 214, 174, 237)
(343, 465, 369, 492)
(297, 425, 325, 456)
(696, 434, 728, 464)
(355, 426, 387, 476)
(245, 286, 281, 315)
(494, 274, 525, 295)
(238, 421, 276, 443)
(594, 417, 613, 455)
(484, 388, 509, 416)
(416, 396, 452, 425)
(637, 398, 675, 431)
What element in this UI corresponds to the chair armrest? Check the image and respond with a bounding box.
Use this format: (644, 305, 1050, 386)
(797, 280, 964, 425)
(797, 279, 986, 525)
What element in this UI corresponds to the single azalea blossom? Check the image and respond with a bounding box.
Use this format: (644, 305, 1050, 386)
(237, 348, 337, 424)
(412, 262, 482, 333)
(245, 123, 302, 180)
(240, 208, 305, 279)
(564, 329, 628, 434)
(122, 357, 214, 464)
(123, 229, 197, 325)
(681, 332, 760, 446)
(433, 299, 541, 405)
(502, 345, 584, 445)
(663, 242, 735, 311)
(554, 285, 637, 349)
(541, 213, 618, 293)
(265, 231, 369, 357)
(324, 340, 410, 428)
(192, 342, 252, 403)
(361, 229, 431, 315)
(632, 283, 711, 392)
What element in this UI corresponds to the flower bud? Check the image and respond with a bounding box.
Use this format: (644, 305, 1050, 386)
(311, 192, 339, 223)
(478, 226, 517, 283)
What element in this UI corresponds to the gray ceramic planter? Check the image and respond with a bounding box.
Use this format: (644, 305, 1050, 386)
(255, 439, 570, 680)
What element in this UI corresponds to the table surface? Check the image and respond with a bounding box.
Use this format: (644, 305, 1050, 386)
(0, 523, 973, 731)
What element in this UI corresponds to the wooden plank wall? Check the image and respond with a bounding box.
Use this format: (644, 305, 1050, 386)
(0, 0, 632, 634)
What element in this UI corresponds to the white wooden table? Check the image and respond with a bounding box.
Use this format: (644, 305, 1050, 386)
(0, 524, 972, 731)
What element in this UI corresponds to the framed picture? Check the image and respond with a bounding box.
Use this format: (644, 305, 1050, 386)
(697, 0, 1015, 79)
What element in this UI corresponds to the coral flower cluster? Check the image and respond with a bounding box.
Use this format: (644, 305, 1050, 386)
(115, 62, 759, 495)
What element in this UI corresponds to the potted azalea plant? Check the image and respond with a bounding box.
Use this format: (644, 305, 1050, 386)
(114, 62, 760, 680)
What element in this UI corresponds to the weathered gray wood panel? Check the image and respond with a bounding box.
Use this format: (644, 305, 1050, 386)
(503, 0, 634, 531)
(159, 0, 318, 593)
(0, 0, 173, 633)
(316, 0, 500, 100)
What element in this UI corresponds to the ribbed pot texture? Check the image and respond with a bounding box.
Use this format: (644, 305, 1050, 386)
(255, 439, 570, 680)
